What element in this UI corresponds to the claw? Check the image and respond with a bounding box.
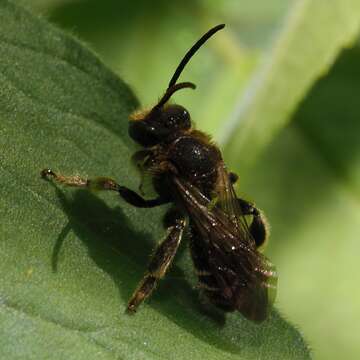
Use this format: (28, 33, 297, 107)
(40, 168, 55, 179)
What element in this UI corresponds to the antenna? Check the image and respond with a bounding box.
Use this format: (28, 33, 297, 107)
(167, 24, 225, 89)
(153, 82, 196, 111)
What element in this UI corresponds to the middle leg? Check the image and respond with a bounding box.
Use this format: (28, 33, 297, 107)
(237, 198, 269, 248)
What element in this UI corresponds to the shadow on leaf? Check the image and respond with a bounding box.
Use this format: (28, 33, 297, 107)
(49, 186, 255, 353)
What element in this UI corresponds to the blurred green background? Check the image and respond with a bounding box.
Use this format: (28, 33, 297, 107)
(18, 0, 360, 359)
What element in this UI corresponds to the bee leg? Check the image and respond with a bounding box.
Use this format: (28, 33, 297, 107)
(228, 172, 239, 184)
(131, 150, 153, 195)
(41, 168, 168, 208)
(41, 168, 92, 188)
(117, 187, 169, 208)
(227, 171, 268, 246)
(237, 198, 269, 248)
(127, 211, 186, 313)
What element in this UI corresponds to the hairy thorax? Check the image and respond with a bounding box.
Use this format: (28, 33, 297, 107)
(166, 130, 221, 193)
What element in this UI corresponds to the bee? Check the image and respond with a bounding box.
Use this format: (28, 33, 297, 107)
(41, 24, 277, 323)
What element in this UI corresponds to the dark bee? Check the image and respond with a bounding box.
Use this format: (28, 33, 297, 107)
(41, 24, 277, 323)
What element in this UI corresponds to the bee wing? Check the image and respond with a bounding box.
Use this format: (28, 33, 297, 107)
(215, 162, 255, 247)
(207, 238, 277, 322)
(172, 176, 277, 322)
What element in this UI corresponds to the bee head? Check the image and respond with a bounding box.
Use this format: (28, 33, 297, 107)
(129, 24, 225, 147)
(129, 83, 193, 147)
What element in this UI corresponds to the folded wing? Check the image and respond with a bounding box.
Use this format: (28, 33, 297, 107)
(172, 173, 277, 322)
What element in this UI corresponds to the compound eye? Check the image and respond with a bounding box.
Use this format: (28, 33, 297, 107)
(162, 105, 191, 130)
(128, 120, 159, 147)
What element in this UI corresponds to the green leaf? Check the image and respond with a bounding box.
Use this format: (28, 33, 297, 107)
(222, 0, 360, 170)
(0, 1, 310, 359)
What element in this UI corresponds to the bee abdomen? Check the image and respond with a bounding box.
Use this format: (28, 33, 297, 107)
(206, 292, 237, 312)
(189, 224, 237, 312)
(197, 273, 219, 292)
(196, 281, 218, 292)
(196, 271, 237, 312)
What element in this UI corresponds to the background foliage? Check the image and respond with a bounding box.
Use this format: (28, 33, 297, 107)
(2, 0, 360, 359)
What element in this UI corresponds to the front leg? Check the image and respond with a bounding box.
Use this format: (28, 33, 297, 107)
(127, 210, 186, 313)
(41, 168, 168, 208)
